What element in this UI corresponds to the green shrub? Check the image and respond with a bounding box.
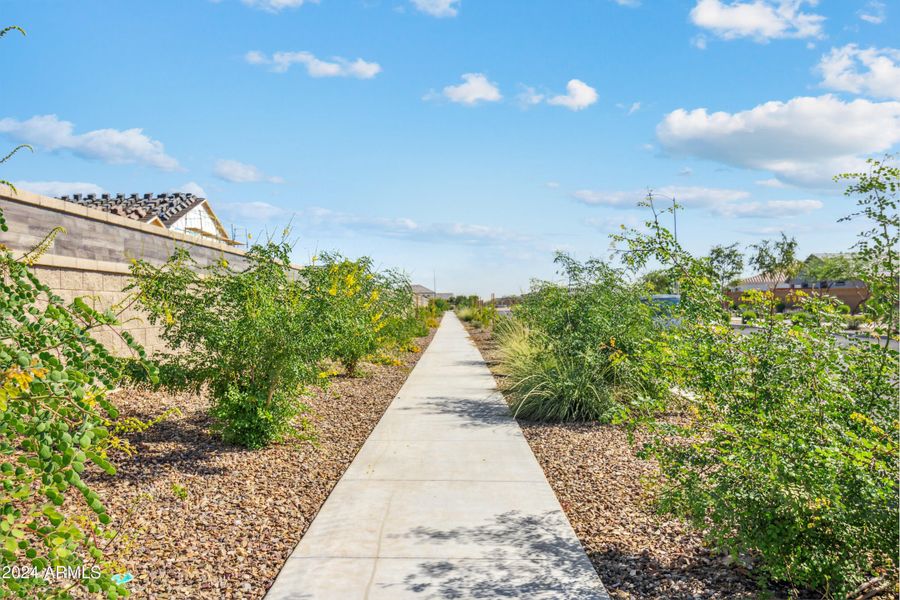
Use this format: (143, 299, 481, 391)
(741, 310, 757, 323)
(613, 171, 899, 596)
(458, 304, 497, 329)
(210, 383, 303, 448)
(790, 310, 817, 327)
(846, 315, 867, 330)
(1, 211, 154, 598)
(647, 291, 897, 596)
(497, 253, 664, 422)
(838, 303, 851, 315)
(130, 243, 325, 448)
(310, 253, 398, 376)
(456, 306, 476, 322)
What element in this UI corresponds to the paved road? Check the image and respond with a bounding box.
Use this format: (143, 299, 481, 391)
(266, 312, 608, 600)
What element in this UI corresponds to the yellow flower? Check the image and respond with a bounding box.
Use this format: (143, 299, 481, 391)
(5, 368, 33, 391)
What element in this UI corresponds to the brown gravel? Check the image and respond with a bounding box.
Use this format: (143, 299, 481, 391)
(465, 325, 801, 600)
(80, 329, 436, 599)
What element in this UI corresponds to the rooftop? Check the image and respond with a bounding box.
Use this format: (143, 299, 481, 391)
(57, 193, 206, 227)
(411, 285, 434, 295)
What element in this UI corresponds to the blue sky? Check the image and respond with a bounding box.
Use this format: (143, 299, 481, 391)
(3, 0, 899, 296)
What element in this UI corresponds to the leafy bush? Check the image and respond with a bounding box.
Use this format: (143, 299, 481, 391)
(613, 170, 899, 597)
(1, 218, 155, 597)
(310, 253, 391, 376)
(378, 297, 429, 350)
(312, 254, 431, 370)
(456, 306, 476, 322)
(472, 305, 498, 329)
(497, 253, 665, 422)
(846, 315, 867, 331)
(655, 291, 896, 596)
(130, 243, 325, 448)
(741, 310, 756, 323)
(457, 304, 496, 329)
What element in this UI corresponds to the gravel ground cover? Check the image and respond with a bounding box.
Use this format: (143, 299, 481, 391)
(77, 329, 436, 599)
(465, 325, 803, 600)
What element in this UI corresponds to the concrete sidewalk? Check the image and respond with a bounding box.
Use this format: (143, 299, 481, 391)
(266, 312, 609, 600)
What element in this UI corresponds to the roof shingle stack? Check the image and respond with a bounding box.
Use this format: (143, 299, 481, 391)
(57, 193, 206, 226)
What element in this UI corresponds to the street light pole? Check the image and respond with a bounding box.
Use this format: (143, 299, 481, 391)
(672, 195, 678, 246)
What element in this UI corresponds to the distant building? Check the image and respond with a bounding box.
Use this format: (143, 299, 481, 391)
(411, 284, 434, 307)
(411, 286, 454, 307)
(728, 253, 869, 312)
(732, 272, 790, 292)
(57, 193, 236, 245)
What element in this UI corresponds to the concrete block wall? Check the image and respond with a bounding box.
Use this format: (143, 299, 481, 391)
(30, 266, 168, 357)
(1, 188, 249, 356)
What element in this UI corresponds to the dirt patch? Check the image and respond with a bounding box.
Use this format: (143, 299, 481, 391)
(466, 325, 786, 600)
(83, 329, 435, 599)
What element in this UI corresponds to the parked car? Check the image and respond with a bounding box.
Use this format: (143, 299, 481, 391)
(647, 294, 681, 327)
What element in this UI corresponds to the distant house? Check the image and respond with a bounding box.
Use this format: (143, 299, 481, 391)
(58, 193, 236, 245)
(732, 272, 790, 292)
(411, 284, 434, 307)
(728, 253, 869, 312)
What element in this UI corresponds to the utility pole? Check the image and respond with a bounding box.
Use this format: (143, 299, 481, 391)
(672, 194, 678, 246)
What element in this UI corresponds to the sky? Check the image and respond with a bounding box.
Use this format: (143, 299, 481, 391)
(2, 0, 899, 297)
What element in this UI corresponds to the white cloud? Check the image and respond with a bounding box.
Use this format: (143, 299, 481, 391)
(241, 0, 317, 13)
(572, 190, 642, 207)
(611, 0, 641, 7)
(678, 167, 693, 176)
(817, 44, 900, 100)
(0, 114, 181, 171)
(573, 186, 748, 209)
(13, 181, 105, 197)
(171, 181, 207, 197)
(214, 159, 284, 184)
(547, 79, 598, 111)
(221, 201, 291, 221)
(439, 73, 502, 105)
(411, 0, 460, 17)
(755, 177, 788, 188)
(517, 86, 545, 108)
(691, 35, 708, 49)
(689, 0, 825, 42)
(545, 181, 561, 189)
(628, 101, 641, 115)
(302, 207, 528, 245)
(859, 1, 886, 24)
(713, 198, 822, 217)
(585, 215, 642, 232)
(739, 223, 815, 235)
(245, 50, 381, 79)
(573, 185, 821, 218)
(657, 95, 900, 187)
